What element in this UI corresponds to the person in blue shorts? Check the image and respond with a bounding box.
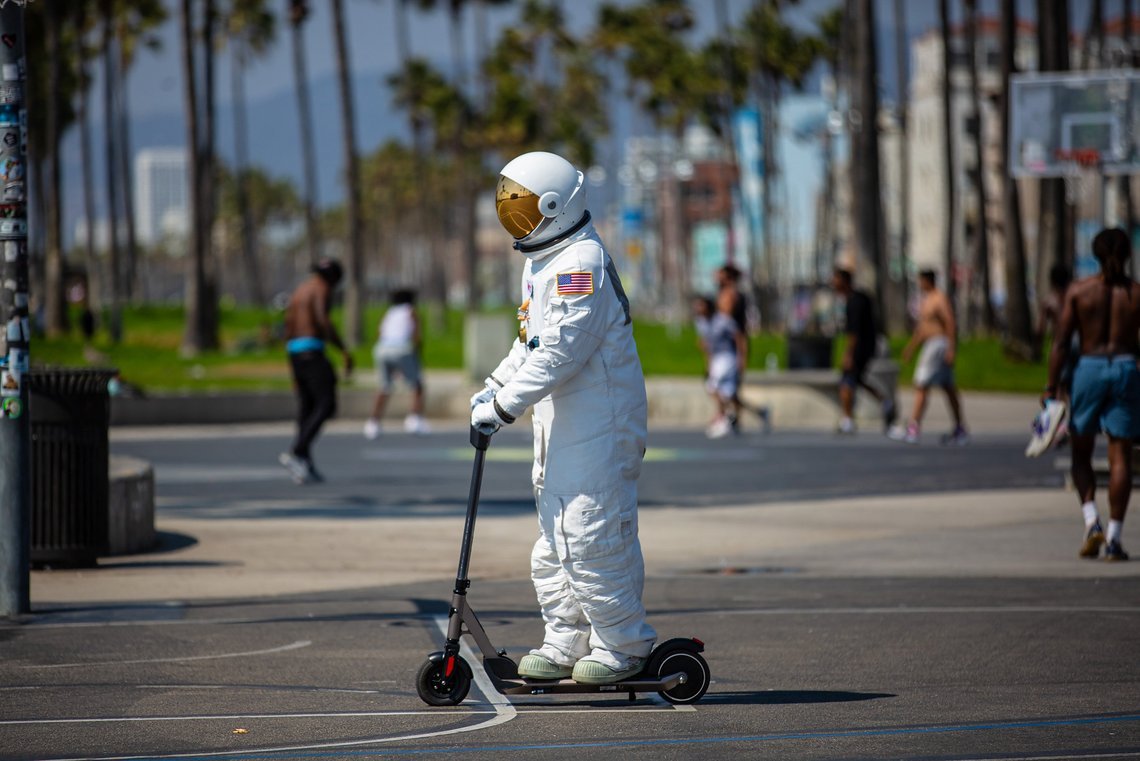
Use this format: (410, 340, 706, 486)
(1046, 228, 1140, 561)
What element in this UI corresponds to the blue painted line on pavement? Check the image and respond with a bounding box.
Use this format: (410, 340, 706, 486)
(133, 711, 1140, 760)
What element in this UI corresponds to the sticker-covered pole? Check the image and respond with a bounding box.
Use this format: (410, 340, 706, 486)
(0, 0, 30, 618)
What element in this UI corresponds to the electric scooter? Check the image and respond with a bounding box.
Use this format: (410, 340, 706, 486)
(415, 426, 711, 707)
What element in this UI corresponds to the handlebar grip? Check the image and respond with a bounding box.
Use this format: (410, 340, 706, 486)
(470, 425, 494, 450)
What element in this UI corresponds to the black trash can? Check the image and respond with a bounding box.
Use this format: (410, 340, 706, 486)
(786, 335, 834, 370)
(29, 367, 117, 568)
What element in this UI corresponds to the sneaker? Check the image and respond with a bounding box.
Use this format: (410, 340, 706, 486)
(1025, 400, 1067, 458)
(517, 653, 573, 681)
(706, 417, 732, 439)
(363, 418, 381, 440)
(755, 405, 772, 434)
(404, 414, 429, 434)
(1079, 522, 1105, 559)
(571, 652, 645, 685)
(836, 417, 857, 435)
(888, 421, 920, 444)
(305, 460, 325, 483)
(1104, 540, 1130, 562)
(278, 452, 310, 484)
(941, 425, 970, 446)
(728, 413, 740, 434)
(882, 397, 898, 431)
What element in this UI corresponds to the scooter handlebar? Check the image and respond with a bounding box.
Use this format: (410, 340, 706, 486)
(470, 424, 495, 450)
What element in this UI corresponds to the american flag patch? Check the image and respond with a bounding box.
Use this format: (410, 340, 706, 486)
(556, 271, 593, 295)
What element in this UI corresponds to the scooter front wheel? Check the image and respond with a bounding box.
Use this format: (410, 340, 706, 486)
(655, 650, 710, 705)
(416, 653, 473, 706)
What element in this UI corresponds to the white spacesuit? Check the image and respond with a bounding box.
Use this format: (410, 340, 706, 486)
(471, 151, 656, 685)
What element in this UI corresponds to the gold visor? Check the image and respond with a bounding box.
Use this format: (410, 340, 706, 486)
(496, 175, 543, 239)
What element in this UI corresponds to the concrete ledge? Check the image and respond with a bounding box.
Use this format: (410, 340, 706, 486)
(108, 365, 899, 431)
(107, 455, 156, 556)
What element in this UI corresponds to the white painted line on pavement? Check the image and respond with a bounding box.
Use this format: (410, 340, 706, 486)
(716, 605, 1140, 616)
(22, 640, 312, 669)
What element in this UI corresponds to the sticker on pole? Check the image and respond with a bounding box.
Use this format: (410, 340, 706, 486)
(0, 367, 19, 396)
(2, 397, 21, 419)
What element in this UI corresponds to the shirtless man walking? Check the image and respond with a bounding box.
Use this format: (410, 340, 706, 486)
(1047, 227, 1140, 561)
(279, 258, 353, 484)
(889, 269, 969, 445)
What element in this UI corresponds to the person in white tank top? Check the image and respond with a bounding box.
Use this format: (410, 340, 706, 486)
(364, 289, 427, 437)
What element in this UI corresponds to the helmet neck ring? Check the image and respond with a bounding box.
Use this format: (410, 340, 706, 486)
(513, 211, 592, 254)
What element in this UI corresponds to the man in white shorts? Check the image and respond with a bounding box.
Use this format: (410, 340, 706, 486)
(889, 270, 969, 445)
(363, 289, 427, 437)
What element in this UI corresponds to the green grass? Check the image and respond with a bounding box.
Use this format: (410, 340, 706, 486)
(31, 305, 1047, 395)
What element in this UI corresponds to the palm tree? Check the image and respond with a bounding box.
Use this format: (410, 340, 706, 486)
(741, 0, 822, 325)
(892, 0, 910, 329)
(999, 0, 1033, 357)
(224, 0, 275, 306)
(180, 0, 218, 354)
(331, 0, 364, 347)
(287, 0, 321, 265)
(42, 0, 66, 336)
(595, 0, 702, 309)
(102, 0, 123, 342)
(938, 0, 957, 317)
(113, 0, 167, 303)
(1036, 0, 1070, 297)
(73, 1, 100, 321)
(964, 0, 994, 332)
(851, 0, 889, 327)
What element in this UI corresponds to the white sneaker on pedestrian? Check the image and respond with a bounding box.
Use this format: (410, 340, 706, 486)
(706, 417, 732, 439)
(888, 421, 920, 444)
(363, 418, 381, 440)
(278, 452, 310, 484)
(404, 414, 429, 434)
(836, 416, 857, 435)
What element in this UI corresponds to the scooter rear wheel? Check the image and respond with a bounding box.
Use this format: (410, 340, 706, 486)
(416, 654, 473, 706)
(654, 650, 710, 705)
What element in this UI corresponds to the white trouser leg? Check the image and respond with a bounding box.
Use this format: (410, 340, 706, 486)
(535, 483, 656, 662)
(530, 528, 592, 664)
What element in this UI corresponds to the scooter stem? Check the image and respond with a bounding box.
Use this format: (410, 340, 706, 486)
(455, 426, 490, 591)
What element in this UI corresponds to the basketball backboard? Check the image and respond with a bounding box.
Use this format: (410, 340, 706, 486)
(1009, 70, 1140, 177)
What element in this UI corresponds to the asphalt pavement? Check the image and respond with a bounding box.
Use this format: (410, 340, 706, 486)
(5, 391, 1140, 761)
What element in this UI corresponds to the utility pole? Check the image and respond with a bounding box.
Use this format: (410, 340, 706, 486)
(0, 0, 30, 618)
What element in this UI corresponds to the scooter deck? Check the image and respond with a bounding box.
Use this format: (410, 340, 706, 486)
(490, 671, 687, 696)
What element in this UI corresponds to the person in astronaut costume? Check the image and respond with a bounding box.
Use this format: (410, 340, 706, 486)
(470, 151, 656, 685)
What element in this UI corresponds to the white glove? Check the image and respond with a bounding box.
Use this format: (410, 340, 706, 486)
(469, 385, 495, 411)
(471, 400, 511, 432)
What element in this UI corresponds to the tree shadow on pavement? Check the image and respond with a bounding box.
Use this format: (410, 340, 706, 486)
(701, 690, 896, 705)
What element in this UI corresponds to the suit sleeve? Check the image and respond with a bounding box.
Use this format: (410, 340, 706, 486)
(494, 259, 609, 419)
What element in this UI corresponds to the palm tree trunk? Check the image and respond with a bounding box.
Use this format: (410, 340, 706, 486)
(200, 0, 219, 346)
(892, 0, 910, 329)
(101, 0, 122, 343)
(231, 42, 264, 307)
(1036, 0, 1070, 300)
(853, 0, 887, 327)
(116, 49, 139, 303)
(76, 19, 100, 317)
(331, 0, 363, 347)
(964, 0, 995, 333)
(180, 0, 207, 355)
(1000, 0, 1033, 357)
(43, 0, 66, 336)
(289, 0, 321, 265)
(938, 0, 957, 315)
(445, 4, 479, 311)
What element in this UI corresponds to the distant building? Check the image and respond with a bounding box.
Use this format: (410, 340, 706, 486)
(135, 148, 188, 246)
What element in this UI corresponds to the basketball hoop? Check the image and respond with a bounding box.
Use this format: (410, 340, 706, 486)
(1056, 148, 1102, 205)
